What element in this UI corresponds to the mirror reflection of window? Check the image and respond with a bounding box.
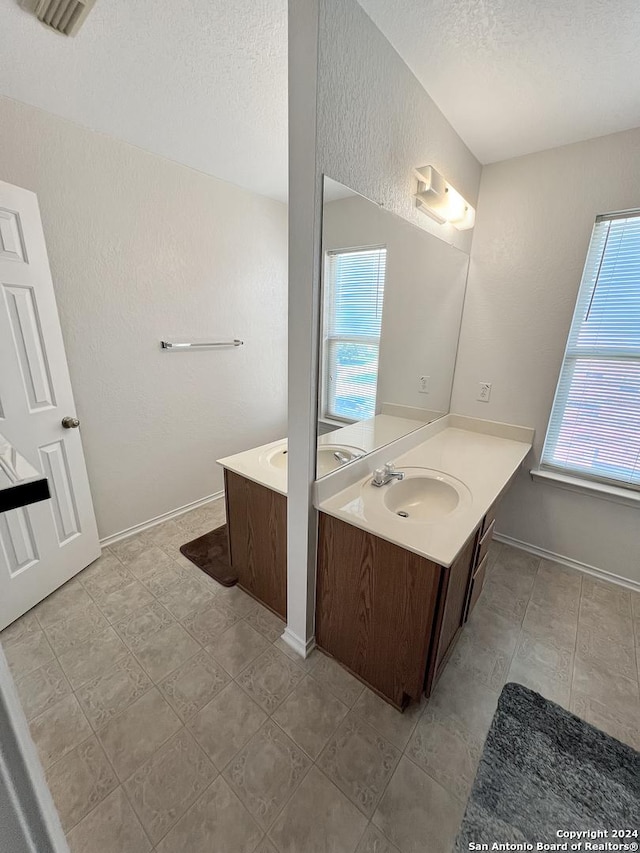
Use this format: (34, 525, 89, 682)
(317, 176, 470, 479)
(322, 246, 387, 423)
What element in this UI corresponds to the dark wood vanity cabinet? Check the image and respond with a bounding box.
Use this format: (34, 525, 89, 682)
(316, 514, 442, 709)
(223, 462, 502, 709)
(316, 499, 500, 709)
(224, 470, 287, 619)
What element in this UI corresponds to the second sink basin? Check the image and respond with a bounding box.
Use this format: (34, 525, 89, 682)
(376, 467, 471, 522)
(316, 445, 364, 477)
(260, 443, 364, 477)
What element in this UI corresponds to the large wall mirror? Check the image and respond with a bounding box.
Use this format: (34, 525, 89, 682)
(315, 176, 470, 479)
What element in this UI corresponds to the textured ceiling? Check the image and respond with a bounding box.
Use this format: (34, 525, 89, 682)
(358, 0, 640, 163)
(0, 0, 288, 200)
(1, 1, 639, 199)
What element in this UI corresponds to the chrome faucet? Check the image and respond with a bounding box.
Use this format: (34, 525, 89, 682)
(371, 462, 405, 487)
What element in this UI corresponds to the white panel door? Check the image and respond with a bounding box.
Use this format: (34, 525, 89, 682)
(0, 180, 100, 630)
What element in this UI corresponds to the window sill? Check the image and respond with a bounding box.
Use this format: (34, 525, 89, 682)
(318, 417, 355, 430)
(530, 468, 640, 508)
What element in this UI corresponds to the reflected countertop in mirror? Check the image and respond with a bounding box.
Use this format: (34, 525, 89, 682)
(216, 413, 428, 496)
(316, 177, 470, 479)
(318, 413, 426, 456)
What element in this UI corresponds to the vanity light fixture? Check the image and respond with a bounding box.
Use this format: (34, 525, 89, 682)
(414, 165, 475, 231)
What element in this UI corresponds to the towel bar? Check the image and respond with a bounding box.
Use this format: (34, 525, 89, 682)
(161, 340, 243, 349)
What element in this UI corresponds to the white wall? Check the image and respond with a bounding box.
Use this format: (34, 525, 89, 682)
(0, 96, 288, 540)
(0, 0, 288, 201)
(316, 1, 480, 254)
(322, 194, 469, 419)
(287, 0, 482, 651)
(452, 126, 640, 585)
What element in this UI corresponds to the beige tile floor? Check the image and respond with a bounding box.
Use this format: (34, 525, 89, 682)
(2, 503, 640, 853)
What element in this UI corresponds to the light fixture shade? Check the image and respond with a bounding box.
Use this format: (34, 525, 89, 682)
(415, 165, 446, 200)
(414, 165, 448, 223)
(414, 164, 475, 230)
(454, 205, 476, 231)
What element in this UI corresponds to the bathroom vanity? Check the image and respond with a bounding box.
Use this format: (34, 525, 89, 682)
(316, 492, 500, 708)
(219, 413, 532, 710)
(314, 417, 533, 709)
(218, 414, 425, 620)
(224, 469, 287, 618)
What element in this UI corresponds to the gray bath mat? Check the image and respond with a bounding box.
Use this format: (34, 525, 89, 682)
(454, 682, 639, 848)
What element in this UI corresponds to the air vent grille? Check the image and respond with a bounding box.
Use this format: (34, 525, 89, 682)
(31, 0, 96, 36)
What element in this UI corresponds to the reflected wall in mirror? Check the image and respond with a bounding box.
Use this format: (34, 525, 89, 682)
(316, 177, 470, 479)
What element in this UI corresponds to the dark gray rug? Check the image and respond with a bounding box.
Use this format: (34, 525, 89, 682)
(455, 682, 640, 848)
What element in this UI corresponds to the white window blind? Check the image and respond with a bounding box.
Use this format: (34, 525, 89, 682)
(322, 247, 387, 422)
(541, 212, 640, 489)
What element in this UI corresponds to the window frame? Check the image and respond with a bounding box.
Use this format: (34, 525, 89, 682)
(540, 209, 640, 492)
(319, 244, 387, 425)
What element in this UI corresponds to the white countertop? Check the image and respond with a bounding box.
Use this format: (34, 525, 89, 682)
(216, 414, 427, 496)
(218, 437, 289, 495)
(315, 425, 532, 567)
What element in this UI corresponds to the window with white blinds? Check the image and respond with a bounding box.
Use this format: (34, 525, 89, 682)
(322, 247, 387, 422)
(541, 212, 640, 489)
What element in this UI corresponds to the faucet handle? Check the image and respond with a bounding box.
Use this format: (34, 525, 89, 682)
(384, 461, 396, 473)
(372, 467, 386, 485)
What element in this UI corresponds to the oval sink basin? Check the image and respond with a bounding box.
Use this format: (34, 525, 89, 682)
(316, 445, 364, 477)
(260, 443, 364, 476)
(263, 445, 288, 470)
(381, 468, 471, 522)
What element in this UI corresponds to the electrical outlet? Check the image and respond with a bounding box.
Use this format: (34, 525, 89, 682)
(419, 375, 430, 394)
(477, 382, 492, 402)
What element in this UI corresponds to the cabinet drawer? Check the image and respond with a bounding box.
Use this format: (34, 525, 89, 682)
(481, 502, 498, 536)
(467, 552, 489, 618)
(476, 518, 495, 567)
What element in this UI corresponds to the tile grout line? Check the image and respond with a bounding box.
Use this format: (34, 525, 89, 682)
(509, 555, 542, 678)
(119, 781, 157, 851)
(148, 773, 222, 852)
(220, 714, 313, 844)
(118, 721, 218, 851)
(567, 574, 584, 712)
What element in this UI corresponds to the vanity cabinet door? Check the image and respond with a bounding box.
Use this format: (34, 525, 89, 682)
(466, 553, 489, 618)
(224, 470, 287, 619)
(427, 531, 477, 690)
(316, 513, 441, 709)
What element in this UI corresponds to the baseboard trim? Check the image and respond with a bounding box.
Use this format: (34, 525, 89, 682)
(280, 627, 316, 659)
(494, 532, 640, 593)
(100, 491, 225, 548)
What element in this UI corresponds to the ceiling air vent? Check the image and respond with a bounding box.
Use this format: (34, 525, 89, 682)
(23, 0, 97, 36)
